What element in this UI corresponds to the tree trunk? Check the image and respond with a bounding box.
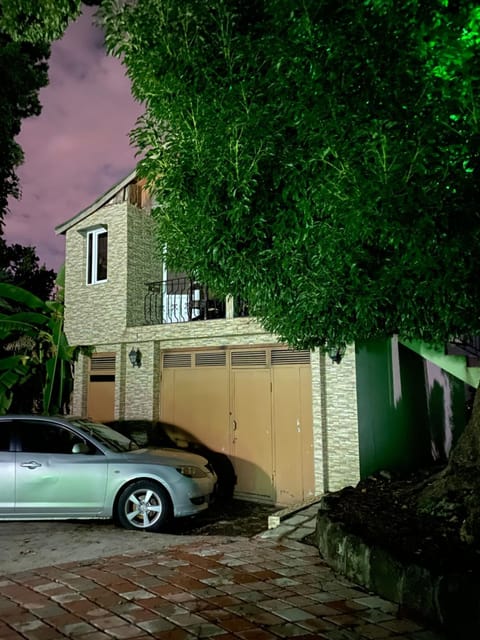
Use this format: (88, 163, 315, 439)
(418, 385, 480, 544)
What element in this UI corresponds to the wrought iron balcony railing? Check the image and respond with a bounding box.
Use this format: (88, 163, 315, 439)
(144, 278, 229, 325)
(446, 335, 480, 366)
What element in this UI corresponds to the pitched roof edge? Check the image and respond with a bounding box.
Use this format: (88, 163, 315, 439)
(55, 168, 138, 235)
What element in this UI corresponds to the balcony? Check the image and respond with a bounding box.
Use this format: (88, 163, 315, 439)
(446, 335, 480, 367)
(144, 277, 248, 325)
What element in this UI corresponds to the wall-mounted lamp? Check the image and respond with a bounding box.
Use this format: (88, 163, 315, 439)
(129, 348, 142, 368)
(328, 345, 346, 364)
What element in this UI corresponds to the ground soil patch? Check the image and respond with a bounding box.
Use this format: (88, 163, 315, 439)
(167, 498, 277, 537)
(320, 466, 480, 575)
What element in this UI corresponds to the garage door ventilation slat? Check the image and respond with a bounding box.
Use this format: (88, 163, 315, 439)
(91, 354, 116, 371)
(163, 353, 192, 368)
(195, 352, 226, 367)
(271, 349, 311, 365)
(231, 350, 267, 367)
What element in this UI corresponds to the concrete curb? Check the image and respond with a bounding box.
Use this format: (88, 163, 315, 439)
(267, 496, 323, 529)
(314, 506, 480, 637)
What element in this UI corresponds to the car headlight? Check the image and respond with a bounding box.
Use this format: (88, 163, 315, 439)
(176, 465, 208, 478)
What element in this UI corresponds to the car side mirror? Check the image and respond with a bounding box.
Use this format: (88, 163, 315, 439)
(72, 442, 90, 454)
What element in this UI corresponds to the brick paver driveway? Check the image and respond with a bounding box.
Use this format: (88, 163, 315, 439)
(0, 537, 444, 639)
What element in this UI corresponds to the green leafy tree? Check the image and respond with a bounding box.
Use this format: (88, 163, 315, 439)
(6, 0, 480, 349)
(0, 238, 56, 299)
(0, 0, 99, 230)
(99, 0, 480, 543)
(99, 0, 480, 352)
(0, 28, 49, 231)
(0, 1, 100, 44)
(0, 2, 94, 412)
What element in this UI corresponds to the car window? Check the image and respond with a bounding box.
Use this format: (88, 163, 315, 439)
(17, 421, 87, 454)
(71, 419, 138, 452)
(0, 421, 11, 451)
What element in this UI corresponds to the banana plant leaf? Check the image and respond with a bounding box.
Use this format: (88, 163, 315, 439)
(0, 283, 88, 415)
(0, 355, 32, 413)
(0, 312, 50, 339)
(0, 283, 47, 310)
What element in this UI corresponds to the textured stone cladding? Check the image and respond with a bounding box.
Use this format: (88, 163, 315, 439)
(64, 202, 131, 345)
(70, 351, 89, 417)
(311, 347, 360, 494)
(119, 341, 159, 420)
(126, 206, 163, 328)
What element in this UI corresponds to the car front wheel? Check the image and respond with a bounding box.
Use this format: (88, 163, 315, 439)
(116, 480, 171, 532)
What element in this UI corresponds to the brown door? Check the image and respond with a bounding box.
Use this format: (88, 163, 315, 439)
(87, 353, 115, 422)
(272, 364, 314, 504)
(160, 352, 230, 453)
(160, 346, 313, 505)
(230, 368, 274, 502)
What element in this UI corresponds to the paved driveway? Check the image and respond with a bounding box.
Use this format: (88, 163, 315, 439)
(0, 520, 202, 574)
(0, 535, 445, 639)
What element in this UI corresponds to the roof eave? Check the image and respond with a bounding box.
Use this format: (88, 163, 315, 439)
(55, 168, 138, 235)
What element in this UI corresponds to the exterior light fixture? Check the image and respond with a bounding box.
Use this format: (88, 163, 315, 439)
(129, 348, 142, 368)
(328, 345, 346, 364)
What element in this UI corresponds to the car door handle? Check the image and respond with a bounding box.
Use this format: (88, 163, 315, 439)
(20, 461, 42, 469)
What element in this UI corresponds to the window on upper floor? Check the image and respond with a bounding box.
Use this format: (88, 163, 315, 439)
(87, 227, 108, 285)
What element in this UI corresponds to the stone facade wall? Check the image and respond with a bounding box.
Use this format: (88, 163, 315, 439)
(64, 202, 129, 345)
(122, 341, 159, 420)
(311, 346, 360, 494)
(123, 317, 275, 349)
(126, 207, 163, 328)
(70, 352, 89, 417)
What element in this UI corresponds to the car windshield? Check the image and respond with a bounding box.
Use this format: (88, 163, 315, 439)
(70, 419, 139, 453)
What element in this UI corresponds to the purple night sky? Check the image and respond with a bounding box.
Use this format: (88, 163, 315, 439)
(4, 6, 143, 273)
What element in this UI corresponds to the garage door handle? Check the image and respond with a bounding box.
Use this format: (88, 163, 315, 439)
(232, 420, 237, 431)
(20, 461, 42, 469)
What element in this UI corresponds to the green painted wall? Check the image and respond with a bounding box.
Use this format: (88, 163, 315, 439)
(355, 338, 471, 478)
(400, 338, 480, 388)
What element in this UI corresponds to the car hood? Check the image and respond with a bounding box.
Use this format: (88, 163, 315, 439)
(126, 447, 210, 468)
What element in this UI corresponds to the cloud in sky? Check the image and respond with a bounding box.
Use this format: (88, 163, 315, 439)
(4, 6, 143, 272)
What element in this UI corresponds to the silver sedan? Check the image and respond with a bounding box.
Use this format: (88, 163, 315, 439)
(0, 415, 217, 532)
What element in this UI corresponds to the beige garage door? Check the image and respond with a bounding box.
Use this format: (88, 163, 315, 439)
(160, 346, 313, 506)
(271, 351, 314, 505)
(87, 352, 115, 422)
(231, 364, 274, 501)
(160, 351, 230, 454)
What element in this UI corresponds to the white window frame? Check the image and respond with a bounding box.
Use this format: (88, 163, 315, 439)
(86, 227, 108, 285)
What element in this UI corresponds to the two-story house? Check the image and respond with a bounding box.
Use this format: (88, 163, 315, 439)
(56, 170, 477, 506)
(55, 170, 361, 506)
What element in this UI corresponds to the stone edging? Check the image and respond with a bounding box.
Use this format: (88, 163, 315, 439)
(267, 496, 323, 529)
(314, 506, 480, 636)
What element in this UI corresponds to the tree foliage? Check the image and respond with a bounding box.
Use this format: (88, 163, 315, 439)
(0, 1, 82, 44)
(100, 0, 480, 350)
(0, 238, 56, 300)
(0, 1, 101, 43)
(0, 1, 103, 230)
(0, 26, 49, 231)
